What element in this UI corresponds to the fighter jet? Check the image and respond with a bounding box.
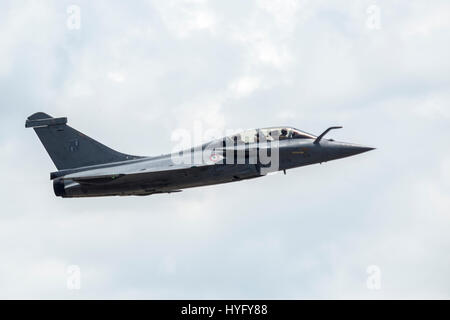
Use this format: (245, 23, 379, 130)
(26, 112, 374, 198)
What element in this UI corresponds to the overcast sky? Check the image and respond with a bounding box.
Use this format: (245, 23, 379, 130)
(1, 0, 449, 299)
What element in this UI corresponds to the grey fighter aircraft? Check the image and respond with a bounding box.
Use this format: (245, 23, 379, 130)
(26, 112, 374, 198)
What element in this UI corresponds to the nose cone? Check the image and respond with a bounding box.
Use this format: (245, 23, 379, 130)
(327, 142, 375, 160)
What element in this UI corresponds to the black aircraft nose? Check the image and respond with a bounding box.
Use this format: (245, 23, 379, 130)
(327, 142, 375, 159)
(344, 145, 375, 156)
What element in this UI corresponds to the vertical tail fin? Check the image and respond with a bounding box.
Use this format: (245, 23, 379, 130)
(25, 112, 141, 170)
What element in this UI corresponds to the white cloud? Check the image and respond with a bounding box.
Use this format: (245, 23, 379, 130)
(154, 0, 217, 38)
(257, 0, 302, 31)
(107, 71, 125, 83)
(229, 76, 261, 97)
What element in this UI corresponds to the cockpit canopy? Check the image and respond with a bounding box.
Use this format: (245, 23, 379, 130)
(226, 127, 316, 144)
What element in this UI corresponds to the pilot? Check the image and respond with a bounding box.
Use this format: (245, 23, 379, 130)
(279, 128, 288, 140)
(292, 131, 301, 139)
